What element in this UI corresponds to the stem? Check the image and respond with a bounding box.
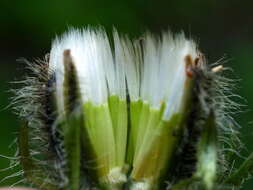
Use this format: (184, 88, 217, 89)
(19, 122, 59, 190)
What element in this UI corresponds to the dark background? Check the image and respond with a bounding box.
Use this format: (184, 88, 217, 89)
(0, 0, 253, 188)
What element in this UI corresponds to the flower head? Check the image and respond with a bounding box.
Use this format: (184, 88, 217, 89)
(10, 27, 249, 190)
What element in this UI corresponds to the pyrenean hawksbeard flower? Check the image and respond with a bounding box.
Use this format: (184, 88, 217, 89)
(8, 27, 253, 190)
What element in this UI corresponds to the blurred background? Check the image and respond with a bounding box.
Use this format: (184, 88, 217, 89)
(0, 0, 253, 188)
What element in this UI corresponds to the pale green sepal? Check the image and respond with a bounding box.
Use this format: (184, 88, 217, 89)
(133, 102, 151, 163)
(108, 95, 128, 167)
(195, 112, 217, 190)
(131, 113, 183, 189)
(83, 102, 117, 187)
(127, 100, 143, 164)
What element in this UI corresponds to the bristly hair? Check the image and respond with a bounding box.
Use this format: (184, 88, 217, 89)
(10, 55, 68, 188)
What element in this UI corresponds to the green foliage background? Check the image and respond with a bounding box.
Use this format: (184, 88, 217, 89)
(0, 0, 253, 188)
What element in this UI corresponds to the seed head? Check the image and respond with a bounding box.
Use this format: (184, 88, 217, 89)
(8, 27, 252, 190)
